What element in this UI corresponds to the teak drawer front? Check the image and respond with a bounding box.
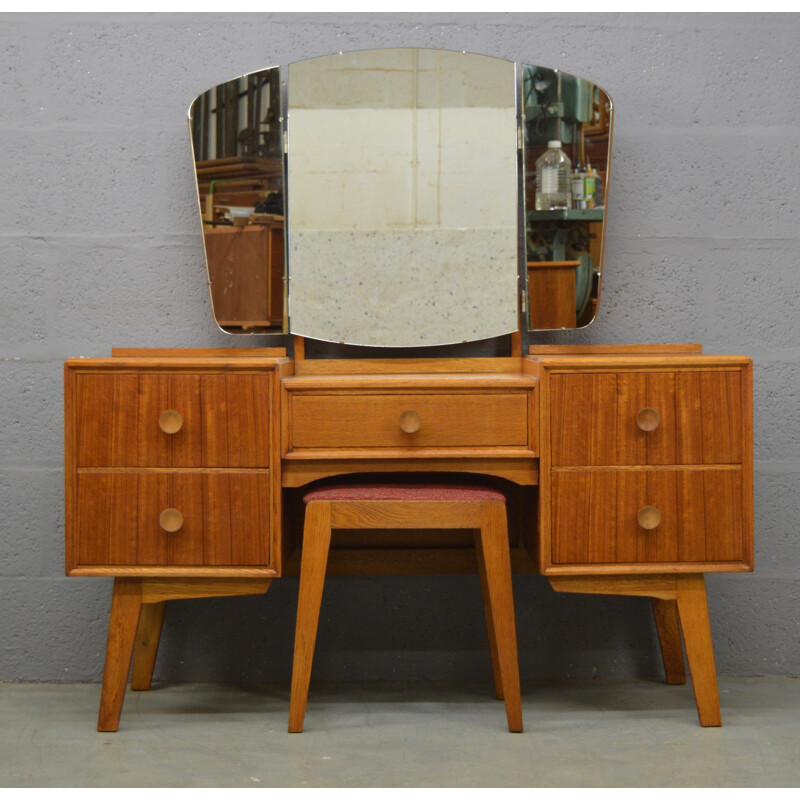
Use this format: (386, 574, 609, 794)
(550, 469, 745, 566)
(550, 370, 743, 466)
(74, 472, 271, 567)
(75, 372, 271, 467)
(289, 392, 530, 451)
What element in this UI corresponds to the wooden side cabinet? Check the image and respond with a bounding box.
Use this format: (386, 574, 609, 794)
(64, 352, 292, 730)
(526, 348, 754, 726)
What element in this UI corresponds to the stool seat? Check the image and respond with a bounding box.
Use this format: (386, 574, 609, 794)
(289, 480, 523, 734)
(303, 483, 506, 503)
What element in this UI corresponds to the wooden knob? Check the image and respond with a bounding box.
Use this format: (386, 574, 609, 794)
(636, 407, 661, 432)
(158, 409, 183, 434)
(637, 506, 661, 531)
(398, 410, 422, 434)
(159, 508, 184, 533)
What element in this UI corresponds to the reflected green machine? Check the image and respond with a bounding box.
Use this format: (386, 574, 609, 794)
(524, 65, 608, 324)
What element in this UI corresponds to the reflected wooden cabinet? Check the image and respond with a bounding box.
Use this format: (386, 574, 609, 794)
(204, 222, 284, 330)
(64, 344, 753, 731)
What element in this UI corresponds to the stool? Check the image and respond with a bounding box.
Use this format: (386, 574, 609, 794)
(288, 483, 523, 733)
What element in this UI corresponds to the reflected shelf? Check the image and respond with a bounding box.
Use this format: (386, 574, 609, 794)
(527, 209, 605, 222)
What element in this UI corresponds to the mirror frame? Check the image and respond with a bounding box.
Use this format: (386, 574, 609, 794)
(188, 51, 613, 343)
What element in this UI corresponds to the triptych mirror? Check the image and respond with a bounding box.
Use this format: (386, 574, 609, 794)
(189, 49, 613, 346)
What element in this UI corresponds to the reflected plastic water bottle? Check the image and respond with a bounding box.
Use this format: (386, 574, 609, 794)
(535, 140, 572, 211)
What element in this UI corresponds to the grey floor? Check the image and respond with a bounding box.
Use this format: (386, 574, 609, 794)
(1, 677, 799, 787)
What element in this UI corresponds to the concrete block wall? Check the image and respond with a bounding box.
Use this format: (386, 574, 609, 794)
(1, 13, 798, 683)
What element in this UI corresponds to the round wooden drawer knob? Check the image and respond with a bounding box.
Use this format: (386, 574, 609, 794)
(398, 410, 422, 434)
(158, 409, 184, 434)
(636, 407, 661, 432)
(637, 506, 661, 531)
(159, 508, 184, 533)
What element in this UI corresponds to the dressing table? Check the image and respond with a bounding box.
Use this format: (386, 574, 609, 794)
(64, 49, 753, 731)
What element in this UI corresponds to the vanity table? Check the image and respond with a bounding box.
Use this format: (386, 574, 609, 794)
(64, 49, 754, 731)
(64, 341, 752, 731)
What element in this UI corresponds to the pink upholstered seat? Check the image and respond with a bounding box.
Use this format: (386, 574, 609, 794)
(302, 483, 506, 504)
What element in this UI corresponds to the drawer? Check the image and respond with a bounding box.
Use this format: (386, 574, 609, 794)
(288, 392, 531, 451)
(550, 370, 743, 466)
(73, 472, 271, 567)
(550, 468, 746, 566)
(75, 372, 272, 467)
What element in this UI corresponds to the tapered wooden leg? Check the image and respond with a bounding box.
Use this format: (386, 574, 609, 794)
(97, 578, 143, 732)
(475, 502, 522, 732)
(475, 529, 504, 700)
(289, 501, 333, 733)
(130, 601, 166, 691)
(651, 598, 686, 685)
(676, 574, 721, 727)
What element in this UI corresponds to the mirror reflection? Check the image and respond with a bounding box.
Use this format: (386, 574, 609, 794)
(523, 65, 612, 330)
(286, 49, 520, 347)
(188, 54, 614, 344)
(189, 68, 286, 333)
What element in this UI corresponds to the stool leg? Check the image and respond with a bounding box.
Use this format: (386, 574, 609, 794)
(476, 535, 504, 701)
(289, 501, 333, 733)
(475, 502, 522, 732)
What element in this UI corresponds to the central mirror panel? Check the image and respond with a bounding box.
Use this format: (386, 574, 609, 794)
(286, 49, 520, 347)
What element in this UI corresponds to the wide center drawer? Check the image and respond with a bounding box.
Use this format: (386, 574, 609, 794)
(550, 370, 744, 466)
(75, 372, 272, 467)
(288, 392, 531, 451)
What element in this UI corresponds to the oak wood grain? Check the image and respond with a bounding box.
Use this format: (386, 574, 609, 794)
(289, 501, 332, 733)
(281, 457, 539, 487)
(289, 497, 522, 733)
(97, 578, 142, 731)
(289, 393, 529, 451)
(130, 602, 166, 691)
(475, 502, 523, 731)
(548, 574, 678, 600)
(676, 574, 721, 726)
(139, 577, 272, 603)
(528, 344, 703, 355)
(293, 357, 524, 375)
(651, 598, 686, 685)
(111, 347, 287, 358)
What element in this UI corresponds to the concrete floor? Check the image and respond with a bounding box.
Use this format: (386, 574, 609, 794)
(1, 677, 799, 787)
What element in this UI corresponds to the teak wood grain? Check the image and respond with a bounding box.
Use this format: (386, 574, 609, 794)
(550, 370, 742, 466)
(65, 357, 289, 576)
(74, 472, 271, 567)
(534, 354, 753, 575)
(75, 372, 272, 468)
(66, 346, 753, 731)
(550, 468, 745, 566)
(527, 260, 579, 330)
